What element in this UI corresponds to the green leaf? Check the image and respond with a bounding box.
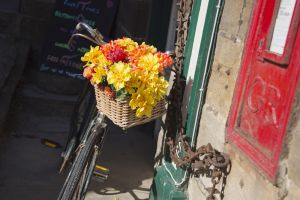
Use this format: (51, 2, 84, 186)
(116, 88, 128, 101)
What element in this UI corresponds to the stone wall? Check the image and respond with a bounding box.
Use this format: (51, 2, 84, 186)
(0, 0, 55, 66)
(195, 0, 253, 151)
(0, 1, 89, 95)
(0, 1, 54, 134)
(188, 0, 300, 199)
(285, 83, 300, 200)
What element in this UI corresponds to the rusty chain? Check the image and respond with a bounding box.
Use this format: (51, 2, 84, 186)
(165, 0, 192, 138)
(165, 0, 231, 199)
(167, 136, 231, 200)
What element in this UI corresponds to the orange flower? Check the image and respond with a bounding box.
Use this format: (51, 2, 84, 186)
(128, 43, 157, 66)
(83, 66, 94, 79)
(156, 52, 174, 73)
(104, 86, 115, 98)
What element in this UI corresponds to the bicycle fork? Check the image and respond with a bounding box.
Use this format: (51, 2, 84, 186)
(91, 117, 110, 183)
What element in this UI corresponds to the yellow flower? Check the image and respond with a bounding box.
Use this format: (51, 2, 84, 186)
(81, 46, 100, 63)
(136, 105, 153, 118)
(140, 42, 157, 54)
(107, 62, 131, 91)
(125, 76, 141, 94)
(91, 66, 106, 85)
(129, 88, 156, 117)
(149, 76, 169, 101)
(138, 54, 160, 74)
(81, 46, 111, 67)
(115, 38, 138, 53)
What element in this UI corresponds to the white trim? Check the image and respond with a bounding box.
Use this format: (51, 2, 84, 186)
(191, 0, 221, 146)
(186, 1, 208, 83)
(182, 0, 209, 128)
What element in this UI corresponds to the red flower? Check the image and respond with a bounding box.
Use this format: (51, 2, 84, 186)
(101, 42, 128, 62)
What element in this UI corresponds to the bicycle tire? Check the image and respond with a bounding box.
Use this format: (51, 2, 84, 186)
(78, 145, 99, 200)
(58, 126, 103, 200)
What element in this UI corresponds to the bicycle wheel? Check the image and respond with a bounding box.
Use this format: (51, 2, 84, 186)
(57, 120, 105, 200)
(77, 143, 99, 200)
(78, 115, 108, 200)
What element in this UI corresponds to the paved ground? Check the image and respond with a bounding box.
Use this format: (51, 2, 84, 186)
(0, 83, 156, 200)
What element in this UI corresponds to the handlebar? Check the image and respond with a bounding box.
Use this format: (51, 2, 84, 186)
(68, 22, 175, 57)
(68, 22, 106, 49)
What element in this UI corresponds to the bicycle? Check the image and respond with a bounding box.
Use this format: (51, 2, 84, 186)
(57, 22, 111, 200)
(57, 22, 173, 200)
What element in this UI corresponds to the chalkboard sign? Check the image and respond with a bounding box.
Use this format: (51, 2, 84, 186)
(40, 0, 119, 79)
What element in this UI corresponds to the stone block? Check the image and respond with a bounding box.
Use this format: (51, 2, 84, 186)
(219, 0, 254, 42)
(203, 31, 245, 117)
(188, 178, 207, 200)
(214, 35, 244, 69)
(288, 121, 300, 185)
(223, 144, 279, 200)
(287, 85, 300, 188)
(204, 62, 239, 118)
(286, 181, 300, 200)
(197, 104, 226, 151)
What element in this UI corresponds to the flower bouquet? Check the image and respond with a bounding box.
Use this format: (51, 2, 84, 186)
(81, 37, 173, 128)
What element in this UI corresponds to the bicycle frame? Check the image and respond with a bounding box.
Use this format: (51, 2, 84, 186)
(59, 22, 109, 175)
(58, 22, 112, 200)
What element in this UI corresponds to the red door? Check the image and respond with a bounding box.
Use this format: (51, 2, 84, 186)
(227, 0, 300, 181)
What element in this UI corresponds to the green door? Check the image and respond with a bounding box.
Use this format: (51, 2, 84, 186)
(150, 0, 224, 199)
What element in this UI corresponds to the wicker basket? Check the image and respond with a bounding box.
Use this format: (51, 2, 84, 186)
(94, 87, 166, 129)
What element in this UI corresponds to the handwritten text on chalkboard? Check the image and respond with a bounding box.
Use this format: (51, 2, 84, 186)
(39, 0, 119, 79)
